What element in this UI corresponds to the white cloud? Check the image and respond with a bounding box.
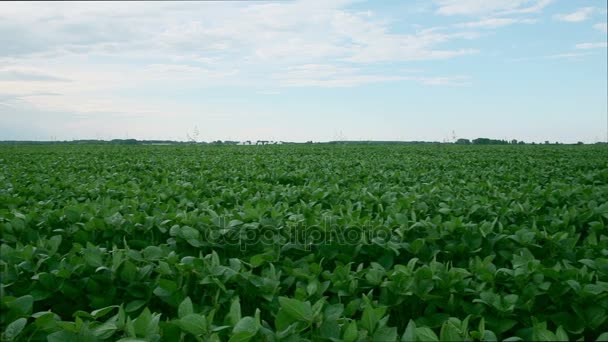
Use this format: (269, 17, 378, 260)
(594, 22, 608, 33)
(0, 67, 71, 82)
(508, 52, 590, 62)
(0, 1, 479, 69)
(554, 7, 595, 22)
(405, 75, 471, 86)
(545, 52, 590, 59)
(435, 0, 551, 16)
(456, 17, 536, 28)
(0, 0, 484, 117)
(274, 64, 470, 87)
(575, 42, 608, 49)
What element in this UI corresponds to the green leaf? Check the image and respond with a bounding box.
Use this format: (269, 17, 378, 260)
(132, 308, 152, 338)
(324, 304, 344, 321)
(93, 322, 118, 339)
(440, 319, 462, 341)
(532, 322, 557, 342)
(278, 297, 312, 322)
(482, 330, 498, 342)
(125, 300, 147, 313)
(233, 317, 258, 334)
(142, 246, 163, 260)
(48, 235, 62, 254)
(179, 313, 208, 336)
(596, 332, 608, 341)
(555, 326, 568, 342)
(320, 319, 340, 340)
(178, 297, 194, 319)
(33, 312, 57, 330)
(229, 331, 256, 342)
(415, 327, 439, 342)
(373, 326, 398, 341)
(228, 297, 241, 326)
(228, 316, 259, 342)
(486, 317, 517, 334)
(179, 226, 199, 240)
(47, 330, 80, 342)
(3, 318, 27, 341)
(9, 295, 33, 315)
(361, 306, 386, 333)
(361, 306, 377, 332)
(402, 320, 416, 342)
(343, 321, 358, 342)
(274, 310, 294, 332)
(91, 305, 119, 319)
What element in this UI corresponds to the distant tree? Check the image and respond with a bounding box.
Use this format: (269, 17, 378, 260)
(455, 138, 471, 145)
(577, 141, 584, 145)
(472, 138, 511, 145)
(473, 138, 490, 145)
(511, 139, 518, 145)
(111, 139, 138, 145)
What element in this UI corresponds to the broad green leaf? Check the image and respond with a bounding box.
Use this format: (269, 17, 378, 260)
(278, 297, 312, 322)
(91, 305, 119, 319)
(93, 322, 118, 339)
(47, 330, 80, 342)
(132, 308, 152, 338)
(402, 320, 416, 342)
(228, 297, 241, 326)
(3, 318, 27, 341)
(374, 326, 398, 341)
(178, 297, 194, 319)
(142, 246, 163, 260)
(343, 321, 358, 342)
(440, 319, 462, 341)
(416, 327, 439, 342)
(125, 300, 147, 313)
(555, 326, 569, 342)
(228, 316, 259, 342)
(596, 332, 608, 341)
(9, 295, 33, 315)
(179, 313, 207, 336)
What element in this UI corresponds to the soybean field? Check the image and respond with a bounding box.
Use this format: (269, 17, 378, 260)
(1, 144, 607, 341)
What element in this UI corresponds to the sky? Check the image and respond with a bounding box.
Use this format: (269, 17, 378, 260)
(0, 0, 607, 143)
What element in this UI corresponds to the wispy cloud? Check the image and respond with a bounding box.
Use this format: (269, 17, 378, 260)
(544, 52, 590, 59)
(456, 17, 536, 28)
(0, 0, 488, 121)
(509, 52, 590, 62)
(435, 0, 552, 16)
(404, 75, 471, 86)
(0, 67, 71, 82)
(594, 22, 608, 33)
(274, 64, 470, 87)
(575, 42, 608, 49)
(554, 7, 595, 22)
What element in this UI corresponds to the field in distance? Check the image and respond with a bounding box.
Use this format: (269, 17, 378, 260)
(1, 144, 607, 341)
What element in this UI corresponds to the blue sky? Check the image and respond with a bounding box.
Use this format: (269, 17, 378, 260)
(0, 0, 606, 143)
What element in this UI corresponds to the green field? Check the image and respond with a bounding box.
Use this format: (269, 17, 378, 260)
(1, 144, 608, 341)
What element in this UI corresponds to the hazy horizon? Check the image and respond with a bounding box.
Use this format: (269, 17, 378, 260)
(1, 1, 607, 143)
